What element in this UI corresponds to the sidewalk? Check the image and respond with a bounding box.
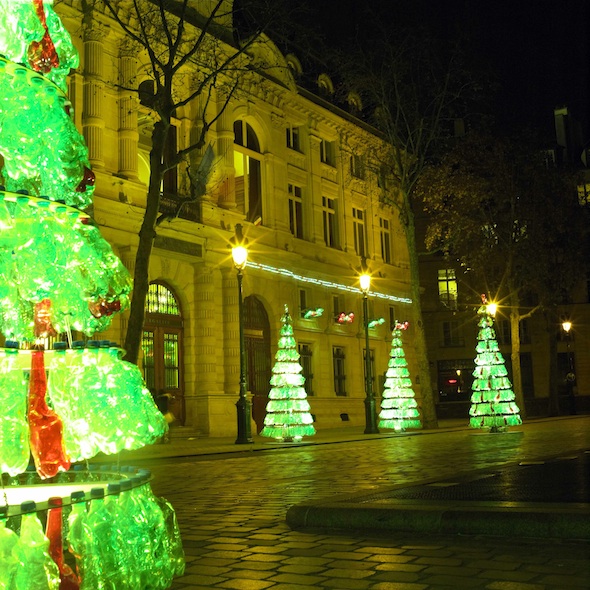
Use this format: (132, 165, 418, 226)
(100, 418, 471, 463)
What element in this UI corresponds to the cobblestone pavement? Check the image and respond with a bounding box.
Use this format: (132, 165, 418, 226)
(143, 417, 590, 589)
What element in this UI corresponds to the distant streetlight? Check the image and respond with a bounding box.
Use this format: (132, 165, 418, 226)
(562, 320, 576, 415)
(360, 258, 379, 435)
(231, 224, 253, 444)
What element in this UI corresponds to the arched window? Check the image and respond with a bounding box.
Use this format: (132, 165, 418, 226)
(234, 120, 263, 224)
(141, 282, 185, 425)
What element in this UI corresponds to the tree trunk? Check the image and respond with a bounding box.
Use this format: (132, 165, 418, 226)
(404, 208, 438, 429)
(508, 290, 526, 419)
(123, 120, 168, 364)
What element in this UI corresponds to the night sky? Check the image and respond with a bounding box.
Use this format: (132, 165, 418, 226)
(299, 0, 590, 142)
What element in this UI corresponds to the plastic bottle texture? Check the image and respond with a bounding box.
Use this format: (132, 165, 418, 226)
(28, 348, 70, 478)
(13, 501, 60, 590)
(79, 488, 108, 590)
(81, 486, 130, 590)
(0, 346, 30, 476)
(103, 483, 135, 590)
(118, 478, 152, 588)
(46, 497, 80, 590)
(46, 343, 84, 461)
(156, 496, 186, 578)
(0, 506, 18, 589)
(66, 491, 88, 584)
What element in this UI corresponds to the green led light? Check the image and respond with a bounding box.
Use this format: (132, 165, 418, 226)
(247, 262, 412, 304)
(378, 322, 422, 432)
(260, 306, 315, 442)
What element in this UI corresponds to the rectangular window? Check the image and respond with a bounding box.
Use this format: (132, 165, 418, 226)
(286, 125, 301, 151)
(333, 294, 341, 318)
(142, 330, 156, 390)
(438, 269, 458, 310)
(299, 288, 308, 318)
(320, 139, 335, 166)
(299, 343, 314, 395)
(163, 332, 180, 388)
(352, 207, 366, 257)
(333, 346, 347, 396)
(379, 217, 391, 264)
(322, 196, 338, 248)
(441, 321, 463, 347)
(288, 183, 304, 239)
(350, 154, 365, 179)
(389, 306, 396, 332)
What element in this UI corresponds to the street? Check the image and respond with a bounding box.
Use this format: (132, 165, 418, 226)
(145, 417, 590, 589)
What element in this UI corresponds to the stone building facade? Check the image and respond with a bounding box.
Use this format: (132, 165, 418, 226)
(56, 2, 418, 437)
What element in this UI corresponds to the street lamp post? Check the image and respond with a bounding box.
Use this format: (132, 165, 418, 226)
(562, 320, 577, 415)
(231, 224, 253, 444)
(360, 259, 379, 434)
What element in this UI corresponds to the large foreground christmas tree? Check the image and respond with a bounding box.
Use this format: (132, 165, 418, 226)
(0, 2, 183, 587)
(261, 306, 315, 442)
(378, 321, 422, 432)
(470, 295, 522, 432)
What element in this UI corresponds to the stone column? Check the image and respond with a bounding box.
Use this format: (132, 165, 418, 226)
(82, 23, 107, 168)
(118, 41, 139, 179)
(194, 264, 218, 393)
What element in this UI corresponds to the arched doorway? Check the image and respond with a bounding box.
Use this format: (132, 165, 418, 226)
(141, 282, 185, 425)
(244, 295, 271, 433)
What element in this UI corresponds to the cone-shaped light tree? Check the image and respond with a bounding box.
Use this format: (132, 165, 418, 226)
(261, 305, 316, 442)
(470, 295, 522, 432)
(378, 321, 422, 432)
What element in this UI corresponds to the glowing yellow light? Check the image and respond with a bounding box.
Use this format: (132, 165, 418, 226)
(359, 273, 371, 294)
(231, 245, 248, 270)
(562, 321, 572, 333)
(487, 303, 497, 316)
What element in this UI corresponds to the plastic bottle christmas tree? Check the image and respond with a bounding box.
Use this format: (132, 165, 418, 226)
(378, 321, 422, 432)
(470, 295, 522, 432)
(0, 2, 183, 588)
(261, 305, 315, 442)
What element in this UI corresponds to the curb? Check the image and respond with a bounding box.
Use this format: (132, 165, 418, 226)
(286, 499, 590, 540)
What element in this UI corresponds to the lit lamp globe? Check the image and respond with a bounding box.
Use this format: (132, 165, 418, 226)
(359, 272, 371, 294)
(486, 302, 497, 316)
(562, 321, 572, 333)
(232, 245, 248, 270)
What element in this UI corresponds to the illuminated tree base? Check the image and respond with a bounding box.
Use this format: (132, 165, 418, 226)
(261, 425, 315, 442)
(1, 467, 184, 589)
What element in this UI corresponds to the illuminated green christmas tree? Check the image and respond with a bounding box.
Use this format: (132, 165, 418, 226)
(470, 295, 522, 432)
(261, 305, 315, 442)
(378, 321, 422, 432)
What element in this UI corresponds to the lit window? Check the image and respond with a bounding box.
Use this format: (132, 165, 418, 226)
(234, 120, 262, 224)
(438, 269, 457, 309)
